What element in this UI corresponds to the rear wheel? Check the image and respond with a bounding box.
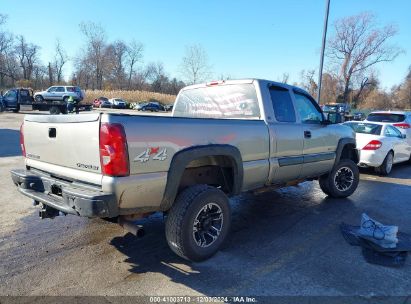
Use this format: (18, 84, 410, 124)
(165, 185, 231, 262)
(49, 106, 61, 115)
(319, 159, 359, 198)
(375, 151, 394, 176)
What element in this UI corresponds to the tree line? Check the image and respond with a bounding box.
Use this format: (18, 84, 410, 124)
(0, 17, 212, 95)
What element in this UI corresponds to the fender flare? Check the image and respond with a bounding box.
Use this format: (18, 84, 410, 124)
(160, 144, 243, 211)
(334, 137, 358, 167)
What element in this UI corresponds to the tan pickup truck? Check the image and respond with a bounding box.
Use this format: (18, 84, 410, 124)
(11, 79, 359, 261)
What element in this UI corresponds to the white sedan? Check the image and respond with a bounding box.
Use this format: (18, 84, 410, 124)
(344, 121, 411, 175)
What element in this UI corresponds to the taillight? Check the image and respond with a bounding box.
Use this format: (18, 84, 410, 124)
(99, 123, 129, 176)
(362, 140, 382, 150)
(20, 122, 26, 157)
(393, 123, 410, 129)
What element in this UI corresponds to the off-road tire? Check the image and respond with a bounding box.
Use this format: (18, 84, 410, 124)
(375, 151, 394, 176)
(320, 159, 359, 198)
(318, 175, 331, 196)
(165, 184, 231, 262)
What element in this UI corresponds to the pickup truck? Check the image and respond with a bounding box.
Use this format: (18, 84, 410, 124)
(11, 79, 359, 261)
(0, 88, 34, 113)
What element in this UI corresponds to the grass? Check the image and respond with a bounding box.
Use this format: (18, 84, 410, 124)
(83, 89, 176, 105)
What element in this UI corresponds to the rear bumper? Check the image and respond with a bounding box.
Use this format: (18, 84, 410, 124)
(357, 150, 385, 168)
(11, 169, 118, 218)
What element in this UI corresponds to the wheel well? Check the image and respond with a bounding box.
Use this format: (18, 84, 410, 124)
(340, 144, 358, 164)
(179, 155, 235, 195)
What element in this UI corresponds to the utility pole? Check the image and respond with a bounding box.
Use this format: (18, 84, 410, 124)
(317, 0, 330, 104)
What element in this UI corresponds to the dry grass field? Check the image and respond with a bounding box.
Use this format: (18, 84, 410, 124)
(83, 89, 176, 105)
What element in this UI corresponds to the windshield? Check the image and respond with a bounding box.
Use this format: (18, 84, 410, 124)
(174, 83, 260, 119)
(345, 122, 382, 135)
(367, 113, 405, 123)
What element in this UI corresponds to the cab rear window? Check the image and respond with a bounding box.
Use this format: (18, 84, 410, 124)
(174, 84, 260, 119)
(367, 113, 405, 123)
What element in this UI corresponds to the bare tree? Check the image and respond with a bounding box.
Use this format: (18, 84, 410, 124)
(327, 12, 402, 103)
(0, 14, 15, 86)
(300, 69, 318, 99)
(106, 40, 128, 88)
(280, 73, 289, 84)
(126, 40, 144, 89)
(180, 44, 212, 85)
(15, 35, 40, 80)
(79, 22, 107, 89)
(53, 39, 67, 83)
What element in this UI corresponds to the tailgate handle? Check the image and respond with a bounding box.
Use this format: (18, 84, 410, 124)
(49, 128, 56, 138)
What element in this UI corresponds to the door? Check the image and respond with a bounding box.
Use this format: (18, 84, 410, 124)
(3, 89, 18, 108)
(54, 86, 66, 100)
(44, 87, 57, 100)
(292, 91, 335, 178)
(385, 125, 410, 162)
(268, 86, 304, 183)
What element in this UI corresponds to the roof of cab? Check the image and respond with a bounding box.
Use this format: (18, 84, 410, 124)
(180, 78, 311, 95)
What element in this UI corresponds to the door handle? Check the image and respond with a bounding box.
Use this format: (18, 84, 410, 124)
(304, 131, 311, 138)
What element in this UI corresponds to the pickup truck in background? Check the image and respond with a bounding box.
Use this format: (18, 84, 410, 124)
(0, 88, 34, 113)
(11, 79, 359, 261)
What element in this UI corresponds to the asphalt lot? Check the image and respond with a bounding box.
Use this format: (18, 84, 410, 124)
(1, 109, 411, 299)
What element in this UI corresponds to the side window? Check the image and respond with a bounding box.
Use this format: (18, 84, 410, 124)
(47, 87, 56, 92)
(55, 87, 65, 92)
(385, 126, 402, 138)
(5, 90, 17, 99)
(269, 86, 296, 122)
(293, 92, 323, 124)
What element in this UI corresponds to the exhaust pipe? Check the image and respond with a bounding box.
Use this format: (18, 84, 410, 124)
(118, 217, 145, 238)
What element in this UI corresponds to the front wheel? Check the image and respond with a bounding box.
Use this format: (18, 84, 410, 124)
(35, 95, 44, 102)
(165, 185, 231, 262)
(319, 159, 359, 198)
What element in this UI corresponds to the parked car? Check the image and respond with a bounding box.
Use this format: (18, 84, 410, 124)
(163, 104, 174, 112)
(12, 79, 360, 262)
(366, 111, 411, 145)
(93, 97, 111, 108)
(109, 98, 127, 109)
(131, 102, 148, 110)
(34, 86, 85, 103)
(344, 121, 411, 175)
(353, 112, 366, 121)
(139, 102, 162, 112)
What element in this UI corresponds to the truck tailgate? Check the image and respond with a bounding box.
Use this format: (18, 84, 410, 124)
(23, 114, 102, 183)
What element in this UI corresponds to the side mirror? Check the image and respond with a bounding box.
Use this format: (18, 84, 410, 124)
(321, 119, 332, 125)
(401, 134, 406, 139)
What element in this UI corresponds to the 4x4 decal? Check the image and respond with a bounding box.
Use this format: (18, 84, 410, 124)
(134, 147, 167, 162)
